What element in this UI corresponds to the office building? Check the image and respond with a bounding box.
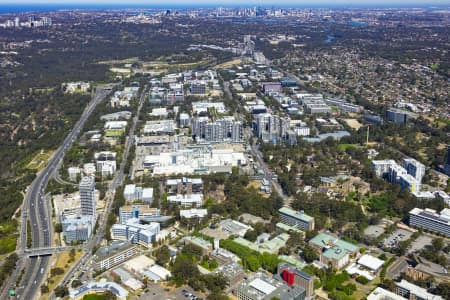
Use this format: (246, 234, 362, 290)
(309, 233, 359, 269)
(218, 219, 253, 238)
(190, 81, 207, 94)
(96, 160, 116, 177)
(69, 281, 128, 300)
(119, 205, 167, 224)
(93, 241, 138, 272)
(164, 91, 185, 104)
(395, 279, 443, 300)
(301, 96, 332, 114)
(234, 272, 305, 300)
(402, 158, 425, 183)
(180, 208, 208, 219)
(409, 208, 450, 237)
(62, 215, 93, 243)
(280, 78, 297, 88)
(143, 120, 177, 134)
(79, 176, 96, 219)
(166, 177, 203, 195)
(179, 113, 190, 127)
(111, 218, 160, 248)
(367, 287, 405, 300)
(279, 207, 314, 231)
(142, 188, 153, 203)
(167, 193, 203, 207)
(68, 167, 81, 182)
(277, 263, 314, 298)
(364, 114, 384, 125)
(386, 108, 410, 123)
(435, 191, 450, 206)
(325, 98, 363, 113)
(123, 184, 143, 201)
(262, 82, 282, 95)
(372, 159, 422, 193)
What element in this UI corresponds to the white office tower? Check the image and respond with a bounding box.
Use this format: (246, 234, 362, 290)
(79, 176, 96, 220)
(402, 158, 425, 183)
(232, 121, 243, 142)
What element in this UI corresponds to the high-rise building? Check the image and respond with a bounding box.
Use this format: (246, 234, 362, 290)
(402, 158, 425, 182)
(255, 113, 290, 144)
(192, 117, 242, 143)
(277, 263, 314, 298)
(79, 176, 96, 219)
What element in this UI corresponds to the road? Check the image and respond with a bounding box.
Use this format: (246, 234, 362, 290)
(221, 75, 290, 204)
(56, 85, 148, 292)
(1, 85, 114, 300)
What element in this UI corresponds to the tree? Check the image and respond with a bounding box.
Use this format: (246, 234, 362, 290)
(436, 282, 450, 299)
(246, 255, 262, 272)
(431, 238, 444, 252)
(155, 245, 171, 266)
(302, 245, 319, 263)
(54, 286, 69, 297)
(172, 255, 200, 282)
(54, 223, 63, 233)
(261, 252, 280, 273)
(207, 292, 229, 300)
(50, 267, 64, 276)
(244, 230, 258, 242)
(40, 285, 49, 294)
(71, 279, 82, 288)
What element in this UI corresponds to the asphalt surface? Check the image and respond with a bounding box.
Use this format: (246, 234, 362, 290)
(2, 86, 114, 300)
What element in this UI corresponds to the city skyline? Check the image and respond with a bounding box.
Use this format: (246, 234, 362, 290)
(2, 0, 450, 7)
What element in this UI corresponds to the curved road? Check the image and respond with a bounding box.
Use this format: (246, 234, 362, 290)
(3, 85, 114, 300)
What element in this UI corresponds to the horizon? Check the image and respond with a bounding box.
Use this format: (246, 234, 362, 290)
(0, 1, 449, 12)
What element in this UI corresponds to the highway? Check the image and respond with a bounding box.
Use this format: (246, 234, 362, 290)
(55, 85, 148, 293)
(2, 85, 114, 300)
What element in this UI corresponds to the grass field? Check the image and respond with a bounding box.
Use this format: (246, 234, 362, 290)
(0, 220, 18, 255)
(213, 58, 242, 69)
(82, 294, 109, 300)
(0, 234, 17, 255)
(41, 250, 83, 299)
(26, 149, 54, 171)
(337, 144, 362, 152)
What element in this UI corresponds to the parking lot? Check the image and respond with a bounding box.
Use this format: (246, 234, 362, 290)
(382, 229, 413, 249)
(135, 283, 203, 300)
(408, 234, 432, 254)
(364, 225, 385, 238)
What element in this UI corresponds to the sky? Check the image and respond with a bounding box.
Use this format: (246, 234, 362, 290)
(2, 0, 449, 6)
